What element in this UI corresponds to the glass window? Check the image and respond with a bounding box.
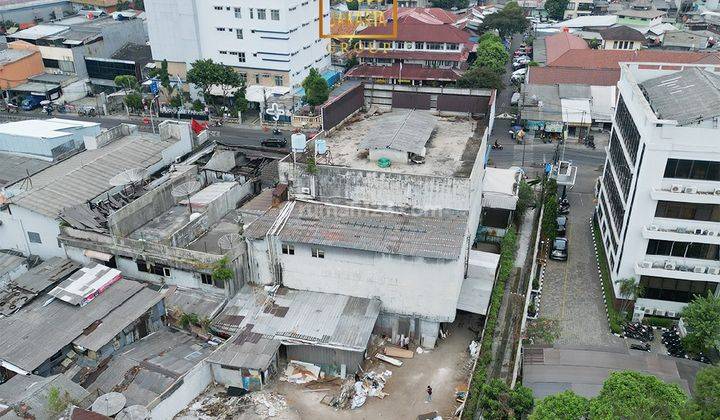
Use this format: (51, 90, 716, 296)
(234, 7, 241, 18)
(257, 8, 266, 19)
(250, 8, 254, 18)
(415, 41, 424, 49)
(201, 273, 213, 285)
(655, 201, 720, 222)
(311, 248, 325, 258)
(136, 260, 149, 272)
(271, 9, 280, 20)
(238, 52, 246, 63)
(236, 29, 243, 39)
(274, 75, 283, 86)
(282, 244, 295, 255)
(27, 232, 41, 243)
(663, 158, 720, 181)
(615, 95, 640, 163)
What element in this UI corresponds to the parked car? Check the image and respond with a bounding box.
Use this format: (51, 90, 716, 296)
(261, 137, 287, 148)
(550, 237, 568, 261)
(556, 215, 567, 236)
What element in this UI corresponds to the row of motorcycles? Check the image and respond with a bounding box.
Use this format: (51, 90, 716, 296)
(558, 197, 570, 215)
(624, 322, 711, 363)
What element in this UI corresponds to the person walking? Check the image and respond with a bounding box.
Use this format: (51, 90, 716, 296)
(425, 385, 432, 403)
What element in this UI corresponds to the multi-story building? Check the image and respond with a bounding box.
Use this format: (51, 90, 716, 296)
(597, 62, 720, 318)
(564, 0, 595, 20)
(346, 7, 472, 86)
(144, 0, 331, 88)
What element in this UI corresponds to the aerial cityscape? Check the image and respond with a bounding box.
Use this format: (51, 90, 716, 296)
(0, 0, 718, 419)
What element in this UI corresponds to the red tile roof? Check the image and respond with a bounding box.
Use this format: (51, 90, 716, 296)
(528, 66, 621, 86)
(346, 64, 462, 81)
(383, 7, 459, 25)
(358, 22, 471, 43)
(549, 49, 720, 69)
(357, 49, 469, 62)
(544, 32, 589, 64)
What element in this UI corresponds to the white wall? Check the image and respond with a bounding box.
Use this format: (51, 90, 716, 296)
(115, 256, 226, 296)
(0, 205, 63, 259)
(148, 360, 213, 420)
(145, 0, 202, 64)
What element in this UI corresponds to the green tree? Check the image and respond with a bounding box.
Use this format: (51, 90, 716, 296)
(216, 64, 244, 110)
(302, 68, 329, 106)
(544, 0, 569, 20)
(680, 292, 720, 355)
(457, 66, 505, 90)
(47, 387, 72, 414)
(430, 0, 469, 8)
(530, 390, 590, 420)
(133, 0, 145, 10)
(473, 39, 510, 74)
(482, 2, 529, 38)
(114, 74, 139, 91)
(515, 179, 535, 220)
(528, 61, 539, 66)
(187, 59, 222, 106)
(589, 371, 687, 420)
(150, 59, 174, 98)
(478, 31, 502, 45)
(124, 92, 143, 112)
(476, 379, 535, 419)
(346, 0, 359, 10)
(542, 194, 558, 242)
(212, 257, 234, 289)
(685, 365, 720, 420)
(615, 277, 643, 315)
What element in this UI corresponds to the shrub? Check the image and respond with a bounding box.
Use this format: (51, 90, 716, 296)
(593, 219, 623, 334)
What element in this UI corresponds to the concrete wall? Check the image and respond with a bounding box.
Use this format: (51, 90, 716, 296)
(0, 0, 73, 24)
(115, 255, 226, 295)
(0, 205, 64, 259)
(99, 18, 148, 58)
(0, 47, 44, 89)
(0, 260, 27, 289)
(211, 363, 265, 391)
(148, 360, 213, 420)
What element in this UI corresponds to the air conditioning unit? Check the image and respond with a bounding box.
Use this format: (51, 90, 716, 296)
(664, 261, 676, 270)
(654, 309, 666, 316)
(708, 230, 717, 236)
(693, 266, 707, 274)
(648, 225, 659, 231)
(684, 186, 696, 193)
(644, 308, 653, 314)
(300, 187, 311, 194)
(670, 184, 683, 193)
(702, 229, 710, 235)
(714, 187, 720, 195)
(707, 267, 720, 275)
(695, 228, 704, 235)
(640, 261, 653, 269)
(667, 311, 676, 318)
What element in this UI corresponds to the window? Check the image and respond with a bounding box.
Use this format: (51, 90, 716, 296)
(136, 260, 149, 273)
(609, 130, 632, 199)
(274, 75, 284, 86)
(216, 27, 226, 32)
(213, 6, 223, 10)
(238, 52, 246, 63)
(239, 73, 247, 82)
(282, 244, 295, 255)
(271, 9, 280, 20)
(255, 74, 260, 83)
(257, 8, 266, 19)
(614, 95, 640, 164)
(219, 50, 228, 54)
(234, 7, 241, 18)
(27, 231, 41, 244)
(415, 41, 424, 49)
(311, 248, 325, 258)
(663, 159, 720, 181)
(163, 267, 171, 276)
(426, 42, 444, 50)
(236, 29, 243, 39)
(201, 273, 213, 285)
(602, 165, 626, 234)
(655, 201, 720, 222)
(613, 41, 618, 48)
(640, 276, 717, 303)
(446, 43, 459, 50)
(250, 8, 254, 18)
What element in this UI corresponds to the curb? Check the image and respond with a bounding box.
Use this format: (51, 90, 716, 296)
(530, 263, 546, 319)
(591, 224, 614, 330)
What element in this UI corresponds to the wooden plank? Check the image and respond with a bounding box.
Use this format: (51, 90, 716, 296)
(375, 353, 402, 366)
(384, 345, 414, 359)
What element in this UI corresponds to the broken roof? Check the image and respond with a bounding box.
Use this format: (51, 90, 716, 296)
(0, 152, 52, 189)
(244, 200, 468, 260)
(640, 67, 720, 125)
(0, 279, 156, 372)
(208, 287, 381, 370)
(360, 109, 436, 155)
(0, 258, 80, 317)
(0, 374, 89, 420)
(7, 128, 178, 218)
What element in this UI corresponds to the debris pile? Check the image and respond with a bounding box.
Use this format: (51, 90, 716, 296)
(322, 369, 393, 410)
(179, 389, 287, 419)
(284, 360, 321, 384)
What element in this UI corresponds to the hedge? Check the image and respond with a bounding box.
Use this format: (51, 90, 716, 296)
(462, 225, 519, 420)
(592, 219, 623, 334)
(642, 315, 674, 329)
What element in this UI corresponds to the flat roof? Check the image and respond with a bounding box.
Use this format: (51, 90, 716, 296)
(360, 109, 436, 155)
(0, 118, 98, 139)
(640, 67, 720, 125)
(457, 250, 500, 315)
(245, 200, 469, 260)
(615, 8, 665, 18)
(209, 286, 381, 370)
(483, 167, 520, 210)
(0, 152, 52, 188)
(317, 110, 481, 177)
(7, 129, 178, 218)
(0, 279, 148, 372)
(0, 48, 33, 65)
(8, 24, 69, 40)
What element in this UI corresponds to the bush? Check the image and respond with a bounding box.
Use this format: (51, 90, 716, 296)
(463, 226, 519, 420)
(642, 316, 674, 329)
(593, 219, 623, 334)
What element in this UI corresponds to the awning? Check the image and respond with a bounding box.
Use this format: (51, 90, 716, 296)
(483, 167, 520, 210)
(84, 249, 113, 262)
(456, 250, 500, 315)
(561, 98, 592, 125)
(544, 121, 564, 133)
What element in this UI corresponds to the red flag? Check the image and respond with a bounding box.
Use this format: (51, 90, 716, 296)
(191, 119, 207, 135)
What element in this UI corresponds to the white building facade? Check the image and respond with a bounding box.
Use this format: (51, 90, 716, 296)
(597, 63, 720, 317)
(144, 0, 331, 88)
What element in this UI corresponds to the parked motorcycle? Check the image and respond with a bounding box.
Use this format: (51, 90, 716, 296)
(491, 141, 504, 150)
(630, 342, 651, 352)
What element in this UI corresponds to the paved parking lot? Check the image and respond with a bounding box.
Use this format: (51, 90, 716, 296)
(538, 165, 624, 349)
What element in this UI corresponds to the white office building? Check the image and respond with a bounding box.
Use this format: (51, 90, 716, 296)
(597, 62, 720, 317)
(144, 0, 331, 88)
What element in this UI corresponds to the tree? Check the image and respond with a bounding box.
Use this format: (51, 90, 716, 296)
(216, 64, 244, 110)
(133, 0, 145, 10)
(685, 365, 720, 420)
(482, 2, 529, 38)
(212, 257, 234, 289)
(615, 277, 643, 315)
(124, 92, 143, 112)
(114, 75, 139, 91)
(430, 0, 469, 9)
(346, 0, 359, 10)
(302, 68, 329, 106)
(680, 292, 720, 355)
(544, 0, 569, 20)
(187, 59, 222, 106)
(473, 39, 510, 74)
(150, 59, 174, 97)
(478, 31, 502, 45)
(476, 379, 534, 419)
(589, 371, 687, 420)
(515, 180, 535, 220)
(530, 390, 590, 420)
(542, 194, 558, 242)
(457, 66, 505, 90)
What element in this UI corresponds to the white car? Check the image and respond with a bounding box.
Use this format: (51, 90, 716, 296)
(510, 92, 521, 105)
(512, 67, 527, 77)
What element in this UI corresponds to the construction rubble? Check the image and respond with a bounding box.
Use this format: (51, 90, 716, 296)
(178, 388, 288, 419)
(321, 369, 393, 410)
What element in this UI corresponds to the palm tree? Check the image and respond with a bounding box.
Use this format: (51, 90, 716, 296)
(615, 277, 644, 316)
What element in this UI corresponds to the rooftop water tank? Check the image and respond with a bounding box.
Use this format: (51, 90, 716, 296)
(316, 138, 327, 155)
(291, 133, 307, 152)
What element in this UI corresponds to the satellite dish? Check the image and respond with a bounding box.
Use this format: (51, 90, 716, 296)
(116, 405, 150, 420)
(218, 233, 243, 250)
(171, 180, 203, 214)
(92, 392, 126, 416)
(109, 168, 148, 187)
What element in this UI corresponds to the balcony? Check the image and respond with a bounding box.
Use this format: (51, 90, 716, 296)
(635, 258, 720, 282)
(651, 182, 720, 204)
(642, 221, 720, 245)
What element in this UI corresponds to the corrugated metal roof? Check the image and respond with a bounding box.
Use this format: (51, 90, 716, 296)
(0, 279, 145, 371)
(245, 201, 468, 260)
(208, 287, 381, 370)
(8, 132, 177, 218)
(360, 109, 436, 155)
(641, 67, 720, 125)
(0, 251, 24, 278)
